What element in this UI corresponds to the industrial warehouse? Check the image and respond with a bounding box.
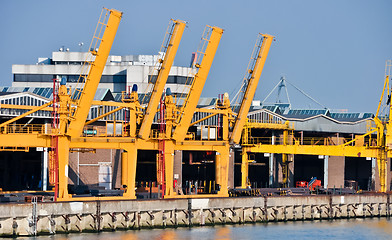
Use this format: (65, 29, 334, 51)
(0, 7, 391, 237)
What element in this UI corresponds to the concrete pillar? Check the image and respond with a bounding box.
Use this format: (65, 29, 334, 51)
(173, 150, 182, 191)
(324, 155, 328, 188)
(371, 157, 376, 190)
(269, 132, 275, 187)
(327, 137, 345, 189)
(228, 148, 234, 189)
(373, 157, 381, 191)
(275, 154, 294, 187)
(288, 154, 294, 187)
(276, 154, 282, 187)
(42, 148, 48, 191)
(327, 156, 344, 188)
(269, 153, 274, 187)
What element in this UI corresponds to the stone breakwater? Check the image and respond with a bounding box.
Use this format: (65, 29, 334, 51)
(0, 194, 390, 237)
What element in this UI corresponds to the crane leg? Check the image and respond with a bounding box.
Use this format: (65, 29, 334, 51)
(241, 150, 249, 188)
(57, 136, 70, 200)
(122, 148, 137, 199)
(378, 149, 387, 192)
(164, 142, 175, 197)
(282, 153, 289, 188)
(215, 149, 229, 197)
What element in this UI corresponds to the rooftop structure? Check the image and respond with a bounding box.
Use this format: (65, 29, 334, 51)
(12, 51, 194, 96)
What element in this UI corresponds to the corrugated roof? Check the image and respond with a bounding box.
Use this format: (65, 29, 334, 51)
(330, 112, 374, 122)
(0, 87, 113, 101)
(283, 109, 330, 119)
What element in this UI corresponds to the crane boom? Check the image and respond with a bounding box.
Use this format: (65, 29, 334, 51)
(172, 26, 224, 142)
(138, 20, 186, 139)
(230, 33, 274, 144)
(67, 9, 122, 137)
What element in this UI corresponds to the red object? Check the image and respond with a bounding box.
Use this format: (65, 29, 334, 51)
(296, 180, 322, 191)
(296, 181, 308, 188)
(309, 180, 322, 191)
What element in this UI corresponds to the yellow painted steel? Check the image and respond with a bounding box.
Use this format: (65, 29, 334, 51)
(214, 149, 230, 196)
(172, 26, 224, 142)
(121, 151, 128, 186)
(91, 100, 134, 108)
(0, 9, 275, 200)
(138, 20, 186, 140)
(0, 104, 52, 111)
(241, 149, 249, 188)
(122, 147, 137, 198)
(164, 141, 175, 197)
(57, 9, 126, 200)
(67, 9, 122, 137)
(0, 134, 50, 147)
(248, 144, 379, 158)
(230, 34, 274, 144)
(57, 136, 70, 200)
(164, 141, 230, 198)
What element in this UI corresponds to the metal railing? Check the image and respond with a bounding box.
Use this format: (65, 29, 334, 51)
(243, 135, 377, 147)
(0, 124, 46, 135)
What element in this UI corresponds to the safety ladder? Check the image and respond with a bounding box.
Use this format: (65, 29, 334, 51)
(70, 8, 111, 104)
(231, 34, 264, 112)
(157, 98, 166, 197)
(175, 26, 214, 122)
(386, 60, 392, 79)
(140, 20, 178, 105)
(49, 78, 60, 200)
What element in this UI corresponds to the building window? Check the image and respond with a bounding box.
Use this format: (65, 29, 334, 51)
(148, 75, 192, 85)
(14, 74, 54, 82)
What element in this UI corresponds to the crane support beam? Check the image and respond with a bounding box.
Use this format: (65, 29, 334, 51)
(0, 104, 53, 111)
(138, 20, 186, 139)
(85, 106, 124, 125)
(172, 26, 224, 142)
(249, 144, 379, 158)
(67, 9, 122, 137)
(230, 34, 274, 144)
(0, 134, 50, 147)
(91, 100, 134, 108)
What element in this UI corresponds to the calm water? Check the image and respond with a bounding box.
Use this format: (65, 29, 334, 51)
(13, 218, 392, 240)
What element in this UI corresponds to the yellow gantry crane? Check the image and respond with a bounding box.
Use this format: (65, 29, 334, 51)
(225, 34, 275, 188)
(0, 8, 124, 200)
(56, 8, 123, 199)
(230, 34, 274, 144)
(0, 6, 282, 200)
(138, 20, 186, 140)
(172, 26, 224, 142)
(241, 64, 392, 192)
(160, 25, 226, 198)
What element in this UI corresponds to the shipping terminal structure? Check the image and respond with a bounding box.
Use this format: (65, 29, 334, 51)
(0, 8, 391, 204)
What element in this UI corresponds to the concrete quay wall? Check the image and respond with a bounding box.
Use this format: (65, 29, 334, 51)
(0, 194, 390, 237)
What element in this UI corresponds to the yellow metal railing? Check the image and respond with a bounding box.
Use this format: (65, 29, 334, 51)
(243, 135, 376, 147)
(0, 124, 46, 135)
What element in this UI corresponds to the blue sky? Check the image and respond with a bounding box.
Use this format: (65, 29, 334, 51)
(1, 0, 391, 112)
